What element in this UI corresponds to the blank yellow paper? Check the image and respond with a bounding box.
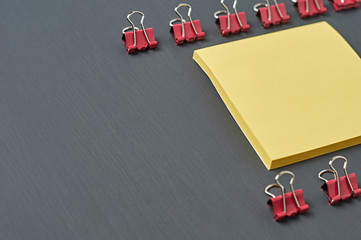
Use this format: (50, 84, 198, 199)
(193, 22, 361, 170)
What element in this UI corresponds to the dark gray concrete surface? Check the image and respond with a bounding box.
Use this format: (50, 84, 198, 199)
(0, 0, 361, 239)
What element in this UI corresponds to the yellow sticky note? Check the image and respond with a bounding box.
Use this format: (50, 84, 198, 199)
(193, 22, 361, 170)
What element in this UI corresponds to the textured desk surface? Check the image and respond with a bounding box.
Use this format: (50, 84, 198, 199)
(1, 0, 360, 239)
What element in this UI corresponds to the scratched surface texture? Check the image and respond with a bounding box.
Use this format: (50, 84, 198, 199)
(0, 0, 361, 239)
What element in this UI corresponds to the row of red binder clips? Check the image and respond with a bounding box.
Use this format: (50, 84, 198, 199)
(265, 156, 361, 221)
(122, 0, 360, 53)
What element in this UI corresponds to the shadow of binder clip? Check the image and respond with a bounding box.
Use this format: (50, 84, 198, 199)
(318, 156, 361, 205)
(265, 171, 309, 221)
(169, 3, 205, 45)
(330, 0, 360, 11)
(253, 0, 290, 28)
(291, 0, 327, 18)
(122, 11, 158, 54)
(214, 0, 250, 36)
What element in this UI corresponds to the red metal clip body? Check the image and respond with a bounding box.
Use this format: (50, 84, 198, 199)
(318, 156, 361, 205)
(122, 11, 157, 54)
(214, 0, 250, 36)
(122, 28, 157, 54)
(268, 189, 309, 221)
(296, 0, 327, 18)
(217, 13, 250, 36)
(170, 20, 205, 45)
(259, 4, 290, 27)
(265, 171, 309, 222)
(169, 4, 205, 45)
(321, 173, 361, 205)
(332, 0, 360, 11)
(254, 1, 290, 28)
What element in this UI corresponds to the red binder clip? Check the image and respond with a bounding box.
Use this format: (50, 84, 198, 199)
(122, 11, 158, 54)
(292, 0, 327, 18)
(253, 0, 290, 28)
(265, 171, 309, 221)
(214, 0, 250, 36)
(331, 0, 360, 11)
(318, 156, 361, 205)
(169, 3, 205, 45)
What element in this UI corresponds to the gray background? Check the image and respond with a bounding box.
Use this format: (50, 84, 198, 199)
(1, 0, 361, 239)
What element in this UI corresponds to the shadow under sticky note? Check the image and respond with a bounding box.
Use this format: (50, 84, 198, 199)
(193, 22, 361, 170)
